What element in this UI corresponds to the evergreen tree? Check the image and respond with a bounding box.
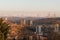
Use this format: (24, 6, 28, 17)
(0, 18, 9, 40)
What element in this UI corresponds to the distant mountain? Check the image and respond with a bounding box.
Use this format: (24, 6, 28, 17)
(1, 16, 60, 25)
(33, 17, 60, 25)
(1, 17, 39, 24)
(7, 17, 41, 24)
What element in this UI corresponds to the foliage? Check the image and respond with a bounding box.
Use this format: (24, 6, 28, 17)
(17, 26, 34, 40)
(0, 18, 9, 40)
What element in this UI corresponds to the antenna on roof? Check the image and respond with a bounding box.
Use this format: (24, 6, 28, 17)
(51, 11, 56, 18)
(46, 12, 50, 18)
(53, 12, 56, 18)
(37, 14, 39, 17)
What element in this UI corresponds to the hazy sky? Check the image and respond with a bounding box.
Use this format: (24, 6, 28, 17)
(0, 0, 60, 17)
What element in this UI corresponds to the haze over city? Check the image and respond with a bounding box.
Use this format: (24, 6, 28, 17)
(0, 0, 60, 17)
(1, 0, 60, 40)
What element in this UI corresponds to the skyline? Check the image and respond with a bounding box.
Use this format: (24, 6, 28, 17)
(0, 11, 60, 17)
(0, 0, 60, 17)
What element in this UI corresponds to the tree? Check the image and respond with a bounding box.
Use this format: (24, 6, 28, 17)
(17, 26, 34, 40)
(0, 18, 9, 40)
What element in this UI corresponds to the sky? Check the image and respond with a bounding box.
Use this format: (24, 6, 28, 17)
(0, 0, 60, 17)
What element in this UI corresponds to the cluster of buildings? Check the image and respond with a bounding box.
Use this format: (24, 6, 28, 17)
(3, 17, 60, 40)
(5, 18, 34, 40)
